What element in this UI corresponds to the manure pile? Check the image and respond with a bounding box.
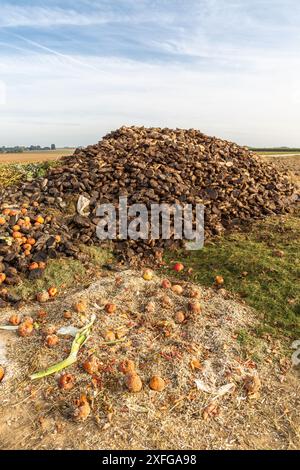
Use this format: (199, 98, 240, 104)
(0, 126, 297, 276)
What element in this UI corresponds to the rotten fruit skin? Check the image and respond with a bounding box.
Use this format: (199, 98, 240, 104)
(74, 301, 87, 313)
(18, 321, 34, 337)
(175, 311, 185, 324)
(59, 373, 75, 391)
(63, 311, 72, 319)
(104, 330, 116, 342)
(172, 284, 183, 295)
(188, 289, 201, 299)
(125, 373, 143, 392)
(119, 359, 136, 375)
(188, 301, 202, 314)
(74, 394, 91, 421)
(105, 303, 116, 314)
(48, 287, 58, 298)
(42, 324, 56, 336)
(161, 279, 172, 289)
(161, 295, 172, 308)
(45, 334, 59, 348)
(149, 375, 166, 392)
(215, 275, 224, 286)
(36, 291, 50, 303)
(9, 314, 21, 326)
(83, 356, 100, 375)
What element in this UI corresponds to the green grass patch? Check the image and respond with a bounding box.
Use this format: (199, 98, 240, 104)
(0, 161, 59, 187)
(80, 245, 113, 266)
(11, 247, 112, 300)
(165, 212, 300, 338)
(11, 258, 87, 300)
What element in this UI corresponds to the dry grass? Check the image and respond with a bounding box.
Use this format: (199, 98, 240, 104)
(0, 270, 299, 450)
(0, 149, 75, 164)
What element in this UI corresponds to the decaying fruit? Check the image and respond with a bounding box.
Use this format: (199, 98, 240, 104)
(0, 365, 5, 382)
(18, 321, 34, 337)
(74, 394, 91, 421)
(12, 231, 22, 239)
(174, 311, 185, 324)
(29, 262, 39, 271)
(36, 291, 50, 303)
(125, 373, 143, 393)
(161, 279, 172, 289)
(188, 301, 202, 314)
(74, 301, 87, 313)
(143, 269, 153, 281)
(45, 334, 59, 348)
(35, 216, 45, 225)
(173, 263, 184, 272)
(22, 243, 32, 252)
(161, 295, 172, 307)
(83, 355, 100, 375)
(188, 288, 200, 299)
(59, 373, 75, 391)
(171, 284, 183, 295)
(105, 303, 116, 314)
(215, 275, 224, 286)
(9, 314, 21, 326)
(119, 359, 136, 375)
(37, 309, 47, 319)
(42, 324, 56, 336)
(103, 330, 116, 342)
(48, 287, 57, 297)
(149, 375, 165, 392)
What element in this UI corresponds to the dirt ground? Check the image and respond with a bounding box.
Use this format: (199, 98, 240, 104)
(262, 154, 300, 185)
(0, 149, 75, 164)
(0, 269, 299, 450)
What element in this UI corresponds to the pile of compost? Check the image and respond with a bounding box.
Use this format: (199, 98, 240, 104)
(0, 126, 297, 279)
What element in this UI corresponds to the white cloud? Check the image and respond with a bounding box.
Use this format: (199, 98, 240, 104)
(0, 2, 174, 28)
(0, 1, 300, 147)
(0, 53, 300, 147)
(0, 4, 116, 28)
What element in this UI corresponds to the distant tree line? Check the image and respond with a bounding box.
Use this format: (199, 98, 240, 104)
(250, 147, 300, 152)
(0, 144, 56, 153)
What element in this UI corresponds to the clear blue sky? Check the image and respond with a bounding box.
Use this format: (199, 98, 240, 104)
(0, 0, 299, 147)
